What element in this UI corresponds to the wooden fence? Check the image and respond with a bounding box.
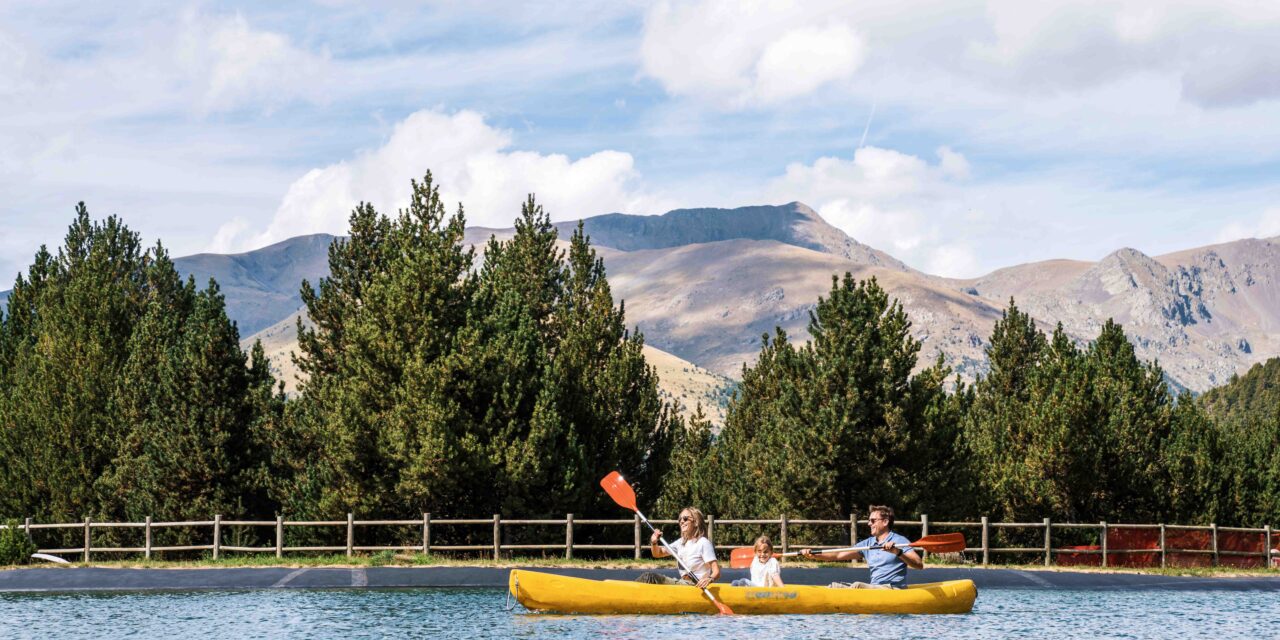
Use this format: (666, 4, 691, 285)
(3, 515, 1276, 568)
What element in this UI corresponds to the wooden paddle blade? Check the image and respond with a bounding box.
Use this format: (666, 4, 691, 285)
(600, 471, 638, 513)
(910, 532, 967, 553)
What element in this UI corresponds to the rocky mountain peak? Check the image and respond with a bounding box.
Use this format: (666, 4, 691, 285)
(1083, 247, 1169, 296)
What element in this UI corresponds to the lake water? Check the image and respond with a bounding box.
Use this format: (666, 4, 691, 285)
(1, 588, 1277, 639)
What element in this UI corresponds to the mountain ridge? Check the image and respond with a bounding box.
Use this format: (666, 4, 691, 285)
(556, 202, 913, 272)
(6, 203, 1280, 393)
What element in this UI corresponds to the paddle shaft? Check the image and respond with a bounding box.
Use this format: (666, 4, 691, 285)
(599, 471, 731, 614)
(787, 543, 903, 558)
(636, 510, 728, 609)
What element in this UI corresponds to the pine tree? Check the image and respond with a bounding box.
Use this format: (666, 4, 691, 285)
(290, 181, 679, 521)
(1085, 319, 1172, 520)
(470, 197, 565, 516)
(0, 206, 279, 525)
(99, 276, 264, 524)
(551, 223, 674, 513)
(655, 406, 715, 514)
(669, 275, 957, 520)
(1199, 357, 1280, 525)
(0, 207, 147, 521)
(963, 301, 1048, 520)
(1162, 393, 1223, 523)
(290, 173, 478, 518)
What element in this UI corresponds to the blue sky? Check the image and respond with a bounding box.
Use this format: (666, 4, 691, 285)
(4, 0, 1280, 281)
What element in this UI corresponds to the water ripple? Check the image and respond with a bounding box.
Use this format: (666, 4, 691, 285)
(1, 588, 1277, 639)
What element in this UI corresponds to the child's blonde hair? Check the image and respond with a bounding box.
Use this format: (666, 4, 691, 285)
(754, 535, 774, 553)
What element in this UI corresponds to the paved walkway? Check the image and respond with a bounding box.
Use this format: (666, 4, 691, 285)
(1, 566, 1278, 593)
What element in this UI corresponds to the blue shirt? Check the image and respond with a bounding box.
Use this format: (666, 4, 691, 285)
(858, 532, 914, 585)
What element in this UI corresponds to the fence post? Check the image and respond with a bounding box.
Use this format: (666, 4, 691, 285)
(1265, 525, 1272, 569)
(493, 514, 501, 561)
(850, 512, 858, 547)
(346, 513, 354, 558)
(213, 514, 222, 560)
(1099, 521, 1108, 568)
(276, 516, 283, 559)
(707, 515, 715, 543)
(565, 514, 574, 560)
(920, 514, 929, 560)
(1043, 518, 1051, 567)
(83, 517, 91, 563)
(1159, 523, 1167, 568)
(423, 513, 431, 555)
(23, 517, 31, 545)
(634, 514, 641, 560)
(1211, 523, 1218, 567)
(781, 514, 789, 554)
(981, 516, 989, 566)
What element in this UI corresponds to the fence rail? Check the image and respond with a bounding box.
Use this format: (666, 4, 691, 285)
(3, 514, 1277, 568)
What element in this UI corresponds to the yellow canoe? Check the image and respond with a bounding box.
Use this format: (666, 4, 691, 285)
(508, 569, 977, 615)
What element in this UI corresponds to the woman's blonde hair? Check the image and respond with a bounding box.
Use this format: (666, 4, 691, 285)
(679, 507, 708, 541)
(754, 535, 774, 553)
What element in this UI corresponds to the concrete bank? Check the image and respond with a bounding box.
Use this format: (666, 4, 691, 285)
(1, 566, 1278, 593)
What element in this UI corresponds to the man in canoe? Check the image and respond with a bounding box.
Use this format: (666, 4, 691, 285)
(800, 505, 923, 589)
(636, 506, 722, 588)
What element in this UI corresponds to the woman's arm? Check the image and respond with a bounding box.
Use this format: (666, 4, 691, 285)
(649, 529, 668, 558)
(696, 560, 721, 589)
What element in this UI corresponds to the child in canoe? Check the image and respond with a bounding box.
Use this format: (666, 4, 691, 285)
(732, 535, 784, 587)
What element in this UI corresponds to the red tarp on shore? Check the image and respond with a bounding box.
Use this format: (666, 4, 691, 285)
(1054, 527, 1278, 568)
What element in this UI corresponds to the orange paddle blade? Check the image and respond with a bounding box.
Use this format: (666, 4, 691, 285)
(711, 598, 733, 615)
(729, 546, 774, 569)
(600, 471, 638, 513)
(912, 533, 967, 553)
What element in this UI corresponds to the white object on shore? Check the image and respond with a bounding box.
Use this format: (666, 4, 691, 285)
(31, 553, 70, 564)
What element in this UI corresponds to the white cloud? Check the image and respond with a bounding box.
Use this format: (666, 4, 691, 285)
(753, 25, 865, 104)
(176, 12, 330, 113)
(226, 109, 660, 250)
(925, 243, 981, 277)
(641, 0, 865, 107)
(765, 145, 977, 274)
(207, 217, 252, 254)
(0, 30, 34, 98)
(1216, 208, 1280, 244)
(642, 0, 1280, 109)
(936, 146, 970, 180)
(1180, 34, 1280, 108)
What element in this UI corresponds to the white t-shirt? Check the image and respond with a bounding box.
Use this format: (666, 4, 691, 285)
(667, 536, 717, 580)
(749, 556, 781, 587)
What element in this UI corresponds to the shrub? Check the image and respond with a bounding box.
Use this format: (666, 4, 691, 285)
(0, 520, 36, 565)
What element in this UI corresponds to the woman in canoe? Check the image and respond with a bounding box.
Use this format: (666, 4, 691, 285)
(636, 507, 722, 587)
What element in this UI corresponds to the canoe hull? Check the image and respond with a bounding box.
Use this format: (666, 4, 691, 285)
(508, 569, 977, 615)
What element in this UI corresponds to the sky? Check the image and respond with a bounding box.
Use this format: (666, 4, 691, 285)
(4, 0, 1280, 281)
